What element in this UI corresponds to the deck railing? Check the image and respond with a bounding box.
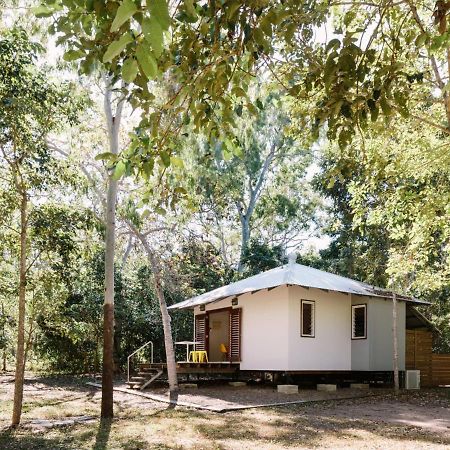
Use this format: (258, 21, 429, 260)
(127, 341, 154, 382)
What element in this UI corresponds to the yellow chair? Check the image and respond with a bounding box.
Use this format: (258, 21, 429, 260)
(197, 351, 209, 363)
(188, 351, 198, 362)
(220, 343, 228, 361)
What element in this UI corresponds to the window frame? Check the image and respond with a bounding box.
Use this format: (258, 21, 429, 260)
(351, 304, 367, 340)
(301, 299, 315, 338)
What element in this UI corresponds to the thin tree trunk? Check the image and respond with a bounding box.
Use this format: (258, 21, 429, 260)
(1, 302, 6, 372)
(392, 292, 399, 391)
(237, 215, 250, 273)
(11, 191, 27, 427)
(101, 77, 122, 419)
(132, 228, 178, 400)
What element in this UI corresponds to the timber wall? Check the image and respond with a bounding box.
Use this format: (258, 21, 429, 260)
(406, 329, 450, 386)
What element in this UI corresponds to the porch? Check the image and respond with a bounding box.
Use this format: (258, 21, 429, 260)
(141, 361, 240, 374)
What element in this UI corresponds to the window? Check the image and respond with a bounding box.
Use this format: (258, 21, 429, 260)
(301, 300, 315, 337)
(352, 304, 367, 339)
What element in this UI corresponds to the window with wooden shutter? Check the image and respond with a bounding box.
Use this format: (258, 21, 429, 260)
(195, 314, 207, 350)
(301, 300, 315, 337)
(352, 304, 367, 339)
(229, 308, 241, 362)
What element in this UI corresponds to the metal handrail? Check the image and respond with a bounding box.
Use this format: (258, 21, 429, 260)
(127, 340, 153, 382)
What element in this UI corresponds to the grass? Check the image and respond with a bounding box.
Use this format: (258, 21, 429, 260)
(0, 374, 449, 449)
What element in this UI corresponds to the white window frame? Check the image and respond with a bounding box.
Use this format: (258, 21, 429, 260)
(352, 304, 367, 339)
(301, 300, 315, 338)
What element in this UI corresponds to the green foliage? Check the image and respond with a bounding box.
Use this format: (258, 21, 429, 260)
(35, 238, 230, 372)
(240, 239, 285, 277)
(287, 2, 450, 146)
(36, 0, 326, 188)
(0, 27, 82, 190)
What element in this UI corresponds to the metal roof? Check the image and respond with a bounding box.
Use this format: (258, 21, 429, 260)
(168, 262, 430, 310)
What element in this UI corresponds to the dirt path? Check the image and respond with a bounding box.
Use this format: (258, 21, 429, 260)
(0, 374, 449, 449)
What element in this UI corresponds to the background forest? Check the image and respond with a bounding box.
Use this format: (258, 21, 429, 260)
(1, 0, 450, 386)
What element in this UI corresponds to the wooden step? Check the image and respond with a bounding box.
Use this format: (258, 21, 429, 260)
(130, 376, 147, 382)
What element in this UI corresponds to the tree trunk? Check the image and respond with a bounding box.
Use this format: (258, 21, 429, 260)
(1, 302, 6, 372)
(392, 292, 399, 391)
(133, 230, 178, 400)
(11, 191, 27, 427)
(237, 215, 250, 273)
(101, 78, 122, 419)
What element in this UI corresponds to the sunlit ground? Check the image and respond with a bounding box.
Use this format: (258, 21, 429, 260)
(0, 374, 449, 449)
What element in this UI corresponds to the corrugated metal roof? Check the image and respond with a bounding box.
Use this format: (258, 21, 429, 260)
(168, 262, 430, 310)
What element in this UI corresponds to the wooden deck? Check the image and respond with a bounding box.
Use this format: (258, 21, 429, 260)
(139, 362, 240, 375)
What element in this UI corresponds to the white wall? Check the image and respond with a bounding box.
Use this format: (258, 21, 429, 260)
(369, 297, 405, 371)
(194, 286, 290, 371)
(287, 286, 352, 370)
(351, 295, 406, 371)
(193, 287, 406, 372)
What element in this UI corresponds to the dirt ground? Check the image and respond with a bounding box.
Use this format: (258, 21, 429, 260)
(115, 381, 373, 411)
(0, 373, 449, 449)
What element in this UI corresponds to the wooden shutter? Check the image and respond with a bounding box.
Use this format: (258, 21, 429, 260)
(195, 315, 207, 351)
(229, 308, 242, 362)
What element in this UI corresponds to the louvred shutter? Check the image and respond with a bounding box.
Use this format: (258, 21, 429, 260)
(229, 308, 242, 362)
(195, 315, 206, 351)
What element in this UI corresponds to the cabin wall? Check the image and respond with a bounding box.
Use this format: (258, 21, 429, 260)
(369, 297, 405, 371)
(350, 295, 370, 370)
(194, 287, 290, 371)
(351, 296, 405, 371)
(287, 286, 352, 370)
(193, 288, 407, 372)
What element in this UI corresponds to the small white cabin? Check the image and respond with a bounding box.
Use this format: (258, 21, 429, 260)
(168, 262, 429, 374)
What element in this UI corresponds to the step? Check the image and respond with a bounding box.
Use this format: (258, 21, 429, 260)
(130, 376, 147, 382)
(126, 381, 143, 387)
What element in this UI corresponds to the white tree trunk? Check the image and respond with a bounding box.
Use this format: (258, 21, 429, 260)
(392, 292, 399, 391)
(101, 77, 124, 418)
(11, 190, 27, 427)
(130, 226, 178, 400)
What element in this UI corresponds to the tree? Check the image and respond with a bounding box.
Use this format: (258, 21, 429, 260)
(184, 92, 316, 270)
(0, 27, 80, 426)
(285, 2, 450, 146)
(34, 0, 326, 183)
(101, 76, 125, 419)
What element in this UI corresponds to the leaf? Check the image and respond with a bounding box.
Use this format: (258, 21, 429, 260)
(170, 156, 184, 168)
(112, 160, 126, 180)
(103, 33, 133, 63)
(415, 32, 427, 48)
(122, 57, 139, 82)
(149, 0, 170, 31)
(379, 96, 392, 116)
(325, 38, 340, 53)
(142, 16, 164, 57)
(184, 0, 197, 20)
(136, 44, 158, 79)
(95, 152, 117, 161)
(63, 49, 85, 62)
(31, 4, 62, 18)
(160, 151, 171, 167)
(110, 0, 138, 33)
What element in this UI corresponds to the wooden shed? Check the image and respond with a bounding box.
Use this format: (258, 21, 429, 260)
(406, 307, 450, 386)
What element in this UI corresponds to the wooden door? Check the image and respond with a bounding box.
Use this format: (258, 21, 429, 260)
(229, 308, 242, 362)
(195, 314, 209, 352)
